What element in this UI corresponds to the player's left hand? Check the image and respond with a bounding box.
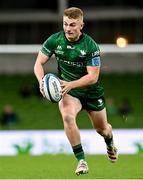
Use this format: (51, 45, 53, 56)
(60, 80, 74, 96)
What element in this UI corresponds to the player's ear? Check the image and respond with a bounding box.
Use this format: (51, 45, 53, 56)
(81, 22, 84, 30)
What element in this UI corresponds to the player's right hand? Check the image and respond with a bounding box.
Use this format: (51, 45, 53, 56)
(39, 78, 45, 97)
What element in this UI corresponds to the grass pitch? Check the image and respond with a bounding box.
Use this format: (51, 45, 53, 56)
(0, 154, 143, 179)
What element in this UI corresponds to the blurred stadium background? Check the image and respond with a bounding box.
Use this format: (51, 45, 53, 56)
(0, 0, 143, 178)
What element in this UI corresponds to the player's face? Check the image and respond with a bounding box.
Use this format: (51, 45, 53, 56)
(63, 16, 84, 42)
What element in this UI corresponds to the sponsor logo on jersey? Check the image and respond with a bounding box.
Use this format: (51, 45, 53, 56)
(55, 50, 64, 55)
(57, 45, 62, 50)
(92, 51, 100, 57)
(56, 57, 86, 67)
(55, 46, 64, 55)
(67, 45, 75, 49)
(92, 56, 101, 66)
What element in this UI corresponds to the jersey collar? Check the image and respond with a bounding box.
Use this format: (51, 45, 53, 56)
(63, 31, 84, 44)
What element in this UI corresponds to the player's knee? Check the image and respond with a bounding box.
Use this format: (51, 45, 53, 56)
(63, 114, 75, 127)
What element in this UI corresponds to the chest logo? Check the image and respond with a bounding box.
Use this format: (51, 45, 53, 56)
(55, 45, 64, 55)
(67, 45, 75, 49)
(80, 50, 86, 56)
(57, 45, 62, 50)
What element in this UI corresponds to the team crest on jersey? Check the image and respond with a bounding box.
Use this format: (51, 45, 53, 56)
(80, 50, 86, 57)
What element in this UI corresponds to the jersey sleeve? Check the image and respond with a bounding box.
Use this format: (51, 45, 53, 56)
(86, 41, 101, 67)
(41, 34, 56, 58)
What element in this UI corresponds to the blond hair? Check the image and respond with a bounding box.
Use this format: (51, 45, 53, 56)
(64, 7, 83, 20)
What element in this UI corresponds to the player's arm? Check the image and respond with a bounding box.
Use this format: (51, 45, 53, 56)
(34, 34, 56, 83)
(61, 65, 100, 95)
(34, 51, 49, 95)
(34, 34, 56, 96)
(34, 51, 49, 82)
(73, 53, 101, 87)
(73, 65, 100, 87)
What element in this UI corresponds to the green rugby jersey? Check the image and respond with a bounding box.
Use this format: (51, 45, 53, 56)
(41, 31, 104, 99)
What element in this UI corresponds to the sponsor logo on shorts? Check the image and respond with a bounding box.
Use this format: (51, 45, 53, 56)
(98, 99, 104, 107)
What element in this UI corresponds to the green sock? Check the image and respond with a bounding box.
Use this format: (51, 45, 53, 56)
(72, 144, 85, 161)
(104, 136, 113, 147)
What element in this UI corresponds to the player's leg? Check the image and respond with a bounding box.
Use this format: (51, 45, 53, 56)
(59, 94, 88, 175)
(59, 94, 82, 146)
(87, 108, 118, 162)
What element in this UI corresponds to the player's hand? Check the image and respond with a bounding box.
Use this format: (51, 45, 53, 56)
(60, 80, 74, 96)
(39, 78, 45, 97)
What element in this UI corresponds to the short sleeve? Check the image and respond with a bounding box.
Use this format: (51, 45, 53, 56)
(86, 41, 101, 67)
(41, 35, 56, 57)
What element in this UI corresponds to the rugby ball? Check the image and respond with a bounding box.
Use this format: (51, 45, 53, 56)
(43, 73, 62, 103)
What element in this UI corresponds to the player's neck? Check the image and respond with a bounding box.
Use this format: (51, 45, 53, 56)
(64, 32, 83, 43)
